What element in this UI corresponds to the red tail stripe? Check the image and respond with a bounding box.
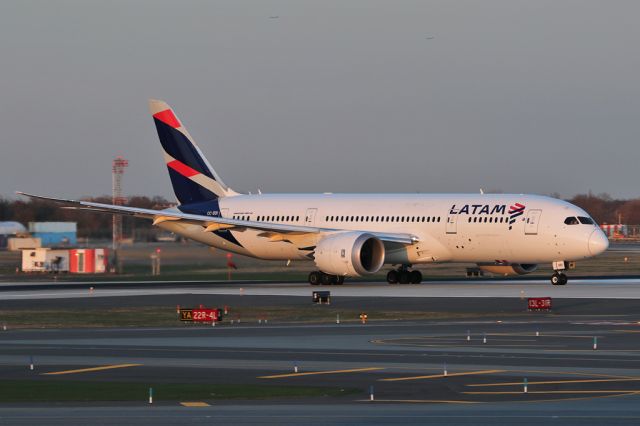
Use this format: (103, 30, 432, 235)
(167, 159, 199, 178)
(153, 109, 181, 129)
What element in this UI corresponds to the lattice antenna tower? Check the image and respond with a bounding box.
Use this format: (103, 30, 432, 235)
(112, 156, 129, 250)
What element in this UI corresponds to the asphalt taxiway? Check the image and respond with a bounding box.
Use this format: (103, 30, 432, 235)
(4, 276, 640, 300)
(1, 279, 640, 425)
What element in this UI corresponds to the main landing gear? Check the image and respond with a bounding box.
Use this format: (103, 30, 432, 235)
(386, 265, 422, 284)
(308, 271, 345, 286)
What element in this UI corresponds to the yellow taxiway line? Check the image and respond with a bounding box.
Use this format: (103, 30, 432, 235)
(259, 367, 383, 379)
(464, 390, 640, 395)
(180, 402, 210, 407)
(358, 399, 480, 404)
(380, 369, 505, 382)
(468, 377, 640, 387)
(42, 363, 142, 376)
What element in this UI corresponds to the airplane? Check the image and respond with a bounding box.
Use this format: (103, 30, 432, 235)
(18, 99, 609, 286)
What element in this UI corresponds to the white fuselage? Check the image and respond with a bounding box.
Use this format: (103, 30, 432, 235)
(158, 193, 607, 266)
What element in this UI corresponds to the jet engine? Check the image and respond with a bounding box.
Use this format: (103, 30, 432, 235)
(477, 263, 538, 276)
(314, 232, 385, 276)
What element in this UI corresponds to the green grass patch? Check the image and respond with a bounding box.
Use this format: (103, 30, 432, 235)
(0, 306, 508, 328)
(0, 380, 359, 402)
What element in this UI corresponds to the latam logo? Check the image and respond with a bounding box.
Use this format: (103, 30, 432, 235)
(508, 203, 526, 230)
(449, 204, 506, 215)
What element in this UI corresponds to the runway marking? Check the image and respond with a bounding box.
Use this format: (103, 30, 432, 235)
(180, 402, 210, 407)
(380, 369, 505, 382)
(468, 377, 640, 387)
(259, 367, 383, 379)
(357, 399, 479, 404)
(42, 363, 142, 376)
(509, 369, 632, 379)
(464, 390, 640, 395)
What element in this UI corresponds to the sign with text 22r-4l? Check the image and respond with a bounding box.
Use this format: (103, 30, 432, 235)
(180, 309, 221, 322)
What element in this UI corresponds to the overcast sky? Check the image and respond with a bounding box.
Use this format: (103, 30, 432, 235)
(2, 0, 639, 202)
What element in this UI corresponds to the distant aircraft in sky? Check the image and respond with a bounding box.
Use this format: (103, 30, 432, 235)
(19, 100, 608, 285)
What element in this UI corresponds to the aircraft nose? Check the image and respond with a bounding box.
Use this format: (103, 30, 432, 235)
(588, 229, 609, 256)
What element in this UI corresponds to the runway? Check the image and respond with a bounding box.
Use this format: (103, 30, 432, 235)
(4, 277, 640, 300)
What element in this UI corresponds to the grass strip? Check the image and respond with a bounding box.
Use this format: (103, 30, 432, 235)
(0, 306, 504, 328)
(0, 380, 359, 402)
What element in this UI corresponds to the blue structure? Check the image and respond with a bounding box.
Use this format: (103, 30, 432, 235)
(28, 222, 77, 247)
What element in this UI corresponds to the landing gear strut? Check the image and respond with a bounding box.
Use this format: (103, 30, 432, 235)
(386, 265, 422, 284)
(308, 271, 344, 285)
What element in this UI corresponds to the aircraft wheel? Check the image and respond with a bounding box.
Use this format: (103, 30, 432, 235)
(386, 270, 399, 284)
(309, 271, 321, 285)
(320, 273, 332, 285)
(550, 272, 566, 286)
(410, 270, 423, 284)
(335, 276, 345, 285)
(399, 271, 411, 284)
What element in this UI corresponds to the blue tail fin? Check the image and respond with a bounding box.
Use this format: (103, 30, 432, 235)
(149, 99, 237, 204)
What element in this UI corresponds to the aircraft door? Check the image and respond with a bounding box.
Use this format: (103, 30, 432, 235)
(305, 208, 317, 226)
(524, 209, 542, 235)
(221, 208, 229, 218)
(446, 214, 458, 234)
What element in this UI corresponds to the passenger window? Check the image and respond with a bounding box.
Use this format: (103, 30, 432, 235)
(564, 217, 579, 225)
(578, 217, 594, 225)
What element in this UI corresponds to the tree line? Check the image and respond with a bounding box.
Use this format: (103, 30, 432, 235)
(0, 192, 637, 240)
(0, 196, 172, 240)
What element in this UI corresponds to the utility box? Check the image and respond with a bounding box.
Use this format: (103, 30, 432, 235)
(21, 248, 70, 272)
(313, 291, 331, 304)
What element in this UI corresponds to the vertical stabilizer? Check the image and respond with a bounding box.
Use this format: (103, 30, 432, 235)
(149, 99, 238, 204)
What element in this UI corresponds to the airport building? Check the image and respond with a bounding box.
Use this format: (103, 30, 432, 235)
(0, 221, 28, 249)
(28, 222, 77, 247)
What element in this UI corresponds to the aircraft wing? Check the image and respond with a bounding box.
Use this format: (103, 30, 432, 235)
(17, 192, 419, 245)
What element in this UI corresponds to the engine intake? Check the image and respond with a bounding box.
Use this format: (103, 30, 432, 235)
(314, 232, 385, 276)
(477, 263, 538, 276)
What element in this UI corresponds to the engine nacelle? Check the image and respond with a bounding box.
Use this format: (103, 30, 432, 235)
(477, 263, 538, 276)
(314, 232, 385, 276)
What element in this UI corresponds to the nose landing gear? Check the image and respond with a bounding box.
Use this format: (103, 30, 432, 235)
(551, 271, 568, 286)
(550, 261, 569, 285)
(386, 265, 422, 284)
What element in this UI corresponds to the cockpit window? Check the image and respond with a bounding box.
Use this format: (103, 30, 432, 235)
(578, 216, 594, 225)
(564, 217, 579, 225)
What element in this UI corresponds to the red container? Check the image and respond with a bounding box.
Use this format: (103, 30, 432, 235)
(69, 248, 108, 273)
